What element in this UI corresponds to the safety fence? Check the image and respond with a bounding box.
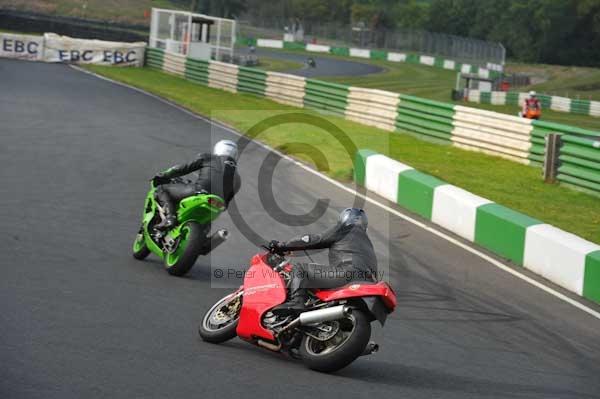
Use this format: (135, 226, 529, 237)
(240, 37, 502, 79)
(467, 90, 600, 118)
(146, 47, 600, 195)
(354, 150, 600, 304)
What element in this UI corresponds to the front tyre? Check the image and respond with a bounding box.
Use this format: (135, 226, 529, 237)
(164, 222, 204, 276)
(299, 310, 371, 373)
(132, 231, 151, 260)
(199, 291, 242, 343)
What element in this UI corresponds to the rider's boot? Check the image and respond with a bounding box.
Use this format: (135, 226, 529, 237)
(273, 288, 308, 313)
(155, 201, 177, 231)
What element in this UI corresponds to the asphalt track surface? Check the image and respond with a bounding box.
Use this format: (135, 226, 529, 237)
(237, 47, 383, 77)
(1, 58, 600, 399)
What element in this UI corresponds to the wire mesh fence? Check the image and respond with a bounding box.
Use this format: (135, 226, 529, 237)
(238, 18, 505, 67)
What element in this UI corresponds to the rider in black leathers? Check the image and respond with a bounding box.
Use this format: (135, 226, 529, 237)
(152, 140, 241, 231)
(270, 208, 377, 312)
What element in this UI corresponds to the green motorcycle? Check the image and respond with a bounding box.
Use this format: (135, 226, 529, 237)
(132, 179, 229, 276)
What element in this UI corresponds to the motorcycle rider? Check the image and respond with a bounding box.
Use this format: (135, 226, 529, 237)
(270, 208, 377, 312)
(521, 90, 541, 118)
(151, 139, 241, 231)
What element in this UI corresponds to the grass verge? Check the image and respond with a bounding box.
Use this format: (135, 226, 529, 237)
(255, 56, 303, 73)
(84, 65, 600, 244)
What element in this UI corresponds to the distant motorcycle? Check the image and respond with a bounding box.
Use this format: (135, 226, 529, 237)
(198, 246, 397, 372)
(132, 178, 228, 276)
(306, 57, 316, 68)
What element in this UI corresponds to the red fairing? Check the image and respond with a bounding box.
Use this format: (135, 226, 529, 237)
(236, 254, 287, 341)
(315, 282, 397, 311)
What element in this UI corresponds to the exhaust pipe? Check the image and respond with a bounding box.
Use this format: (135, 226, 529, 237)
(199, 229, 229, 255)
(299, 305, 352, 326)
(277, 305, 352, 336)
(361, 341, 379, 356)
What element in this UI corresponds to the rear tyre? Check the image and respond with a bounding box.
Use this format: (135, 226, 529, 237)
(132, 231, 151, 260)
(299, 310, 371, 373)
(199, 291, 242, 343)
(164, 222, 205, 276)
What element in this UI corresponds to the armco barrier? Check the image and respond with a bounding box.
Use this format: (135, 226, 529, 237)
(467, 90, 600, 118)
(208, 61, 239, 93)
(451, 106, 533, 164)
(396, 95, 455, 142)
(146, 47, 600, 194)
(345, 87, 399, 131)
(265, 71, 306, 107)
(237, 66, 267, 96)
(558, 135, 600, 193)
(354, 149, 600, 304)
(246, 36, 501, 79)
(185, 57, 209, 85)
(145, 47, 164, 69)
(303, 80, 349, 116)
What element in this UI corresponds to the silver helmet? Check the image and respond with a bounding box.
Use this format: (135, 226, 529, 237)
(213, 139, 239, 161)
(338, 208, 368, 230)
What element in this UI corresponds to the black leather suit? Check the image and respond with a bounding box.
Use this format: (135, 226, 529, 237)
(155, 153, 241, 216)
(279, 222, 378, 293)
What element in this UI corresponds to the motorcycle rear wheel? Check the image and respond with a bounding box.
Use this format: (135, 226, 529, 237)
(299, 309, 371, 373)
(163, 222, 204, 276)
(199, 291, 242, 343)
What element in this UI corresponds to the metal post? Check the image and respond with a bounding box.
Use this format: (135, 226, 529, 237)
(543, 133, 562, 183)
(216, 18, 222, 61)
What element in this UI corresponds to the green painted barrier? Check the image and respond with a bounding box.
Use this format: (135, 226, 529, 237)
(304, 79, 349, 115)
(237, 66, 267, 96)
(475, 204, 542, 265)
(370, 50, 387, 60)
(557, 135, 600, 194)
(330, 47, 349, 57)
(354, 149, 378, 185)
(185, 58, 209, 84)
(480, 92, 491, 104)
(396, 170, 445, 219)
(396, 95, 455, 141)
(506, 91, 520, 105)
(283, 41, 306, 51)
(145, 47, 165, 69)
(584, 251, 600, 303)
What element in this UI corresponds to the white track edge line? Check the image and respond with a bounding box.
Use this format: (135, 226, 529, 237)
(71, 65, 600, 321)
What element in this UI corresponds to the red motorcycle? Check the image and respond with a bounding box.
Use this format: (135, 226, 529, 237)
(198, 248, 397, 372)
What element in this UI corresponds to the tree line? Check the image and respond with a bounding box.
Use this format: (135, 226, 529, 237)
(180, 0, 600, 66)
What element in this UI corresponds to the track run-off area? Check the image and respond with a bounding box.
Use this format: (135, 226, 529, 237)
(1, 58, 600, 399)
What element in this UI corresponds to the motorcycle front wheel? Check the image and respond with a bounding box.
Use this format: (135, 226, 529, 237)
(132, 229, 151, 260)
(299, 309, 371, 373)
(198, 291, 242, 343)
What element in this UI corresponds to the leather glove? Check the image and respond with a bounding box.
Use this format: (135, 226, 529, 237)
(268, 240, 285, 254)
(151, 173, 168, 186)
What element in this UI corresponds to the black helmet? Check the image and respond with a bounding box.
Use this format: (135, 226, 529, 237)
(338, 208, 368, 230)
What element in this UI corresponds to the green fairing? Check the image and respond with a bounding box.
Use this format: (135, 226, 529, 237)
(134, 184, 225, 259)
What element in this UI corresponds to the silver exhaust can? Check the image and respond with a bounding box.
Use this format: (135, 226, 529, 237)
(299, 305, 351, 325)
